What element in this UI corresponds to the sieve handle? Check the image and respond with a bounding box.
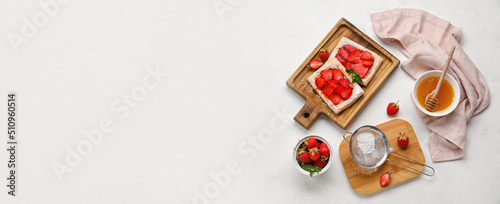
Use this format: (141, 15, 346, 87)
(342, 132, 353, 144)
(387, 152, 435, 176)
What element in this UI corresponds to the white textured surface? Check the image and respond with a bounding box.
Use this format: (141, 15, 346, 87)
(0, 0, 499, 203)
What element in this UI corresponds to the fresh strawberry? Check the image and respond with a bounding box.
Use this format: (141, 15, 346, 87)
(319, 48, 330, 62)
(310, 59, 323, 69)
(334, 85, 345, 95)
(339, 78, 351, 88)
(343, 44, 356, 53)
(338, 48, 349, 60)
(387, 100, 399, 116)
(348, 50, 362, 63)
(313, 160, 327, 168)
(349, 57, 362, 64)
(397, 132, 409, 148)
(362, 60, 373, 67)
(352, 63, 369, 78)
(297, 150, 311, 163)
(332, 69, 344, 81)
(308, 147, 320, 161)
(336, 54, 346, 63)
(329, 94, 342, 105)
(340, 87, 353, 100)
(327, 80, 340, 88)
(305, 138, 319, 149)
(360, 51, 372, 61)
(321, 86, 334, 97)
(319, 143, 330, 156)
(380, 172, 391, 186)
(320, 69, 333, 81)
(315, 77, 325, 89)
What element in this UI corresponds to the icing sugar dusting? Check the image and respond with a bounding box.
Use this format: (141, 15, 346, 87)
(352, 131, 385, 167)
(357, 132, 375, 154)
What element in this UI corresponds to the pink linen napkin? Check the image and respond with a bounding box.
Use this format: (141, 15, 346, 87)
(370, 9, 490, 162)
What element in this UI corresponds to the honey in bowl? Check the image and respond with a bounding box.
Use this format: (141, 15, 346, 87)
(416, 76, 454, 112)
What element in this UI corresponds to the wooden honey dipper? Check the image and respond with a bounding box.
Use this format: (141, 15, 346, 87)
(425, 45, 456, 112)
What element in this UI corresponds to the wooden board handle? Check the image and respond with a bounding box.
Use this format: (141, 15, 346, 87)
(294, 100, 322, 130)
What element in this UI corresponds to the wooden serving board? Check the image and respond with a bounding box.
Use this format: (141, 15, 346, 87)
(286, 18, 400, 129)
(339, 119, 425, 195)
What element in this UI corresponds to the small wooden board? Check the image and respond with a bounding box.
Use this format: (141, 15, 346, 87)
(286, 18, 400, 129)
(339, 119, 425, 195)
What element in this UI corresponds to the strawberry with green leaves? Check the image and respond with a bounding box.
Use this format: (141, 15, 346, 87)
(296, 137, 331, 177)
(387, 100, 400, 116)
(397, 132, 409, 148)
(319, 48, 330, 62)
(297, 149, 311, 164)
(309, 147, 320, 161)
(305, 138, 319, 149)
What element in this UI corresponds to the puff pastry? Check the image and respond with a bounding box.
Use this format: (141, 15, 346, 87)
(330, 37, 383, 86)
(307, 59, 364, 114)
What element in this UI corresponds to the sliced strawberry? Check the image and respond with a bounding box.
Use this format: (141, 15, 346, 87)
(340, 87, 353, 100)
(336, 54, 346, 63)
(360, 51, 372, 61)
(322, 86, 334, 97)
(327, 80, 340, 88)
(348, 50, 362, 64)
(352, 63, 369, 78)
(363, 60, 373, 67)
(341, 61, 352, 70)
(320, 69, 333, 81)
(349, 57, 362, 64)
(338, 48, 349, 60)
(315, 77, 325, 89)
(329, 94, 342, 105)
(332, 69, 344, 81)
(310, 59, 323, 69)
(343, 44, 356, 53)
(348, 50, 362, 59)
(339, 78, 351, 88)
(334, 85, 345, 95)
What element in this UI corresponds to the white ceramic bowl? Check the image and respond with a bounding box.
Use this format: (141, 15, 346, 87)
(293, 135, 332, 177)
(413, 70, 460, 117)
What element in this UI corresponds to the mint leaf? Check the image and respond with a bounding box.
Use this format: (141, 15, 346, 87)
(302, 164, 323, 177)
(346, 69, 363, 84)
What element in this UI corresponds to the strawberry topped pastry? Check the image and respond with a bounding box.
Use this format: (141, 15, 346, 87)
(332, 37, 383, 86)
(307, 60, 363, 114)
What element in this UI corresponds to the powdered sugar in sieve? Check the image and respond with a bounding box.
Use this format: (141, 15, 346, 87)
(351, 131, 385, 167)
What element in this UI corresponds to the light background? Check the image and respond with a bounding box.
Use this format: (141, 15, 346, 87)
(0, 0, 499, 203)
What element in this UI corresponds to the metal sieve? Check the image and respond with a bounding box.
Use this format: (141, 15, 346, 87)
(343, 125, 434, 176)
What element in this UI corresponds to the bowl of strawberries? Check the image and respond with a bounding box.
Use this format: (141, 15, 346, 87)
(294, 136, 331, 177)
